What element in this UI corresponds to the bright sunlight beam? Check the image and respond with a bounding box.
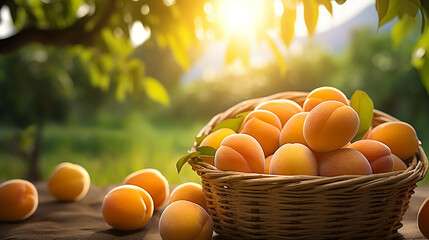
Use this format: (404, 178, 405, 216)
(216, 0, 264, 36)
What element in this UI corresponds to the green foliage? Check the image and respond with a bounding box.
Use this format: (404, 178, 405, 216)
(212, 111, 251, 132)
(350, 90, 374, 142)
(176, 146, 216, 173)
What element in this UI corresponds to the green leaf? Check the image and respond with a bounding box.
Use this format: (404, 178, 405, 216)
(176, 152, 199, 173)
(421, 9, 427, 34)
(196, 146, 217, 157)
(317, 0, 333, 15)
(303, 0, 319, 36)
(334, 0, 346, 5)
(265, 33, 287, 76)
(280, 5, 296, 47)
(392, 14, 417, 48)
(166, 32, 190, 69)
(400, 0, 420, 17)
(226, 33, 250, 65)
(419, 58, 429, 94)
(142, 77, 170, 106)
(195, 134, 208, 145)
(379, 0, 401, 28)
(212, 111, 251, 132)
(376, 0, 389, 26)
(350, 90, 374, 142)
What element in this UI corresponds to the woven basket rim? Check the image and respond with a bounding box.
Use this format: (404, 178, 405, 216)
(188, 91, 429, 186)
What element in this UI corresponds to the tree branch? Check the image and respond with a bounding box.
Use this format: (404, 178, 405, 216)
(0, 0, 119, 53)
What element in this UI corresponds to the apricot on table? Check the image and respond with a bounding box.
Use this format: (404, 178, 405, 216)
(159, 200, 213, 240)
(269, 143, 318, 176)
(48, 162, 90, 201)
(392, 154, 407, 171)
(303, 100, 359, 152)
(240, 110, 282, 157)
(302, 86, 349, 111)
(102, 185, 154, 230)
(255, 99, 302, 127)
(348, 140, 393, 173)
(169, 182, 207, 211)
(279, 112, 309, 147)
(0, 179, 38, 222)
(368, 121, 419, 160)
(214, 134, 265, 173)
(319, 148, 372, 177)
(418, 197, 429, 239)
(123, 168, 169, 210)
(200, 128, 236, 165)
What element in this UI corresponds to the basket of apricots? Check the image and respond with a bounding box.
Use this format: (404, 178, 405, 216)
(178, 87, 428, 240)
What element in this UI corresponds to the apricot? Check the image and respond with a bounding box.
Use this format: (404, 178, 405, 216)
(418, 197, 429, 239)
(392, 154, 407, 171)
(319, 148, 372, 177)
(102, 185, 154, 230)
(240, 110, 281, 156)
(159, 200, 213, 240)
(264, 155, 273, 174)
(303, 100, 359, 152)
(269, 143, 318, 176)
(348, 140, 393, 173)
(48, 162, 90, 201)
(302, 86, 349, 111)
(279, 112, 309, 147)
(255, 99, 302, 127)
(368, 121, 419, 160)
(214, 134, 265, 173)
(200, 128, 236, 165)
(123, 168, 169, 210)
(0, 179, 38, 222)
(169, 182, 207, 211)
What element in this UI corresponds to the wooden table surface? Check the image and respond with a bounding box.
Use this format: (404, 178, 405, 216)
(0, 182, 428, 239)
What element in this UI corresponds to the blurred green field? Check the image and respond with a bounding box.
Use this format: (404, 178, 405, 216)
(0, 112, 204, 186)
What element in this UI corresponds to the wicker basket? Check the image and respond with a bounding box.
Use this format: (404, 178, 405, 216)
(189, 91, 428, 240)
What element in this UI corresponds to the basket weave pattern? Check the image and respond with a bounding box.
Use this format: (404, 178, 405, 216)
(189, 92, 428, 240)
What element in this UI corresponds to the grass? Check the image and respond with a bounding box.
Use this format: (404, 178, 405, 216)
(0, 112, 204, 186)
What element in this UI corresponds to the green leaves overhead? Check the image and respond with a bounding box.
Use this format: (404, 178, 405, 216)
(392, 14, 417, 48)
(401, 0, 420, 17)
(142, 77, 170, 106)
(303, 0, 319, 36)
(376, 0, 389, 26)
(334, 0, 346, 5)
(280, 5, 296, 47)
(212, 111, 251, 133)
(176, 146, 216, 173)
(317, 0, 333, 15)
(350, 90, 374, 142)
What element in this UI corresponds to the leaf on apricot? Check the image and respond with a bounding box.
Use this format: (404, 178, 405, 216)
(350, 90, 374, 142)
(194, 134, 208, 145)
(176, 146, 217, 173)
(212, 111, 252, 132)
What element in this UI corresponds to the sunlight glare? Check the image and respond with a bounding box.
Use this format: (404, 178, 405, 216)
(216, 0, 264, 36)
(130, 21, 151, 47)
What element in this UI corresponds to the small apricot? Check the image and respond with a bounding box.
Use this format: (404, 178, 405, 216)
(102, 185, 154, 230)
(215, 134, 265, 173)
(418, 197, 429, 239)
(319, 148, 372, 177)
(48, 162, 90, 201)
(255, 99, 302, 127)
(269, 143, 318, 176)
(123, 168, 169, 210)
(303, 100, 359, 152)
(368, 121, 419, 160)
(348, 140, 393, 173)
(264, 155, 273, 174)
(169, 182, 207, 211)
(0, 179, 38, 222)
(303, 86, 349, 111)
(279, 112, 309, 147)
(240, 110, 281, 156)
(200, 128, 236, 165)
(159, 200, 213, 240)
(392, 154, 407, 171)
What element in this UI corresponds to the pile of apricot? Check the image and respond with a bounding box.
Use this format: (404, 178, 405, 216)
(202, 87, 420, 177)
